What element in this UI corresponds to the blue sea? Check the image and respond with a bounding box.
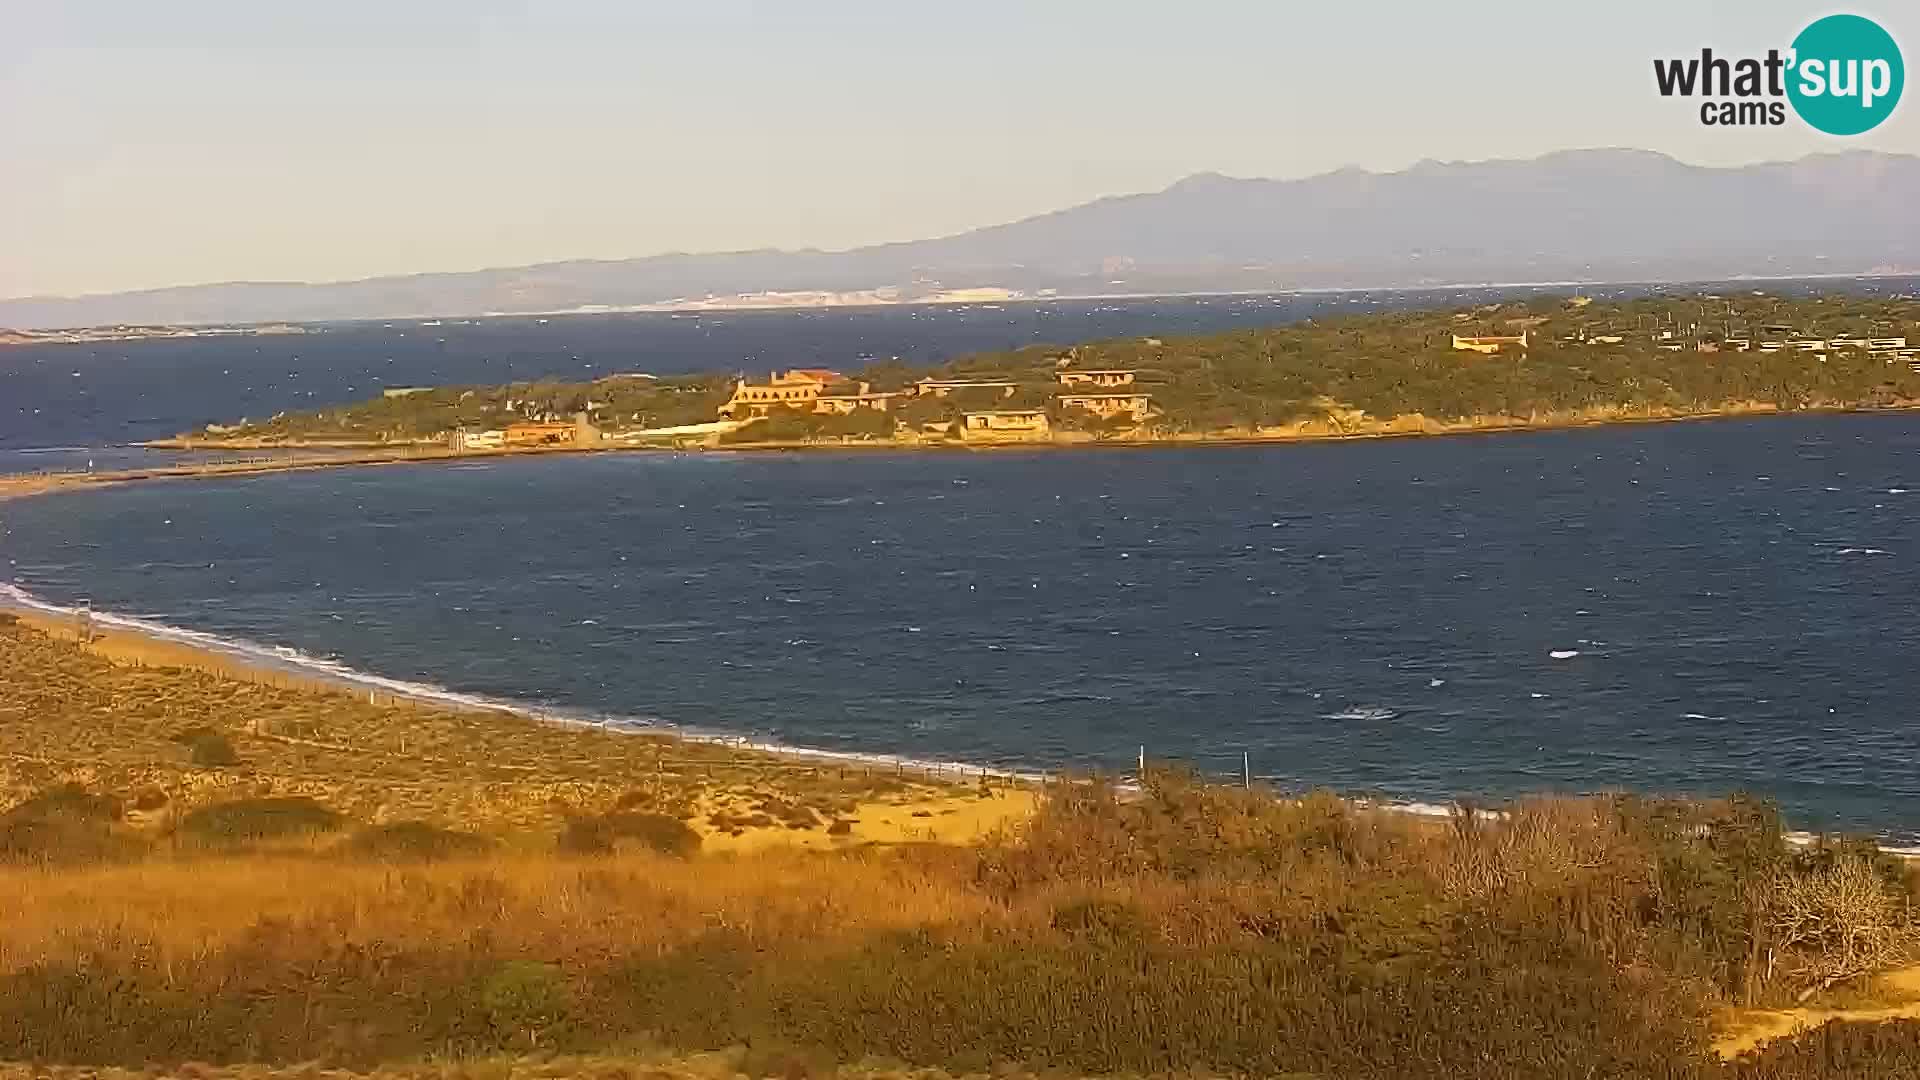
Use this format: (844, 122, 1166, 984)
(4, 285, 1919, 839)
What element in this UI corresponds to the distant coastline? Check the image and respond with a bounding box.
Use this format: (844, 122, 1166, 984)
(0, 322, 305, 347)
(8, 270, 1920, 335)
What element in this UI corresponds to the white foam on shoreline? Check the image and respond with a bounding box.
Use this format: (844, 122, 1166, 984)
(6, 580, 1920, 854)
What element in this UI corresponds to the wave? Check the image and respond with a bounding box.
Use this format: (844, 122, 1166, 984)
(1322, 706, 1398, 721)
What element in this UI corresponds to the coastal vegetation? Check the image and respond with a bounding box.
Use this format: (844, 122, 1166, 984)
(6, 617, 1920, 1076)
(195, 293, 1920, 447)
(0, 615, 1009, 848)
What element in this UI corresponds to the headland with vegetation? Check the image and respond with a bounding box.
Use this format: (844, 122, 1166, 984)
(7, 608, 1920, 1078)
(159, 293, 1920, 455)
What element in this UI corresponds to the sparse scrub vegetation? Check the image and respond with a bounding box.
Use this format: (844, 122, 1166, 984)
(179, 796, 345, 842)
(559, 811, 701, 857)
(0, 619, 975, 840)
(0, 783, 139, 865)
(345, 820, 491, 861)
(6, 765, 1920, 1075)
(171, 724, 241, 767)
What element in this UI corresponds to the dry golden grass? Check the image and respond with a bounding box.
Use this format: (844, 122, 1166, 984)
(0, 848, 1002, 976)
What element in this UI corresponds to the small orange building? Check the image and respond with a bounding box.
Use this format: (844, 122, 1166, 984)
(504, 422, 578, 446)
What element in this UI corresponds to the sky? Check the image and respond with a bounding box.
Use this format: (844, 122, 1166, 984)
(4, 0, 1918, 298)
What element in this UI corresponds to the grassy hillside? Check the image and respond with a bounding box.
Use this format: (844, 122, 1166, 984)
(6, 615, 1920, 1077)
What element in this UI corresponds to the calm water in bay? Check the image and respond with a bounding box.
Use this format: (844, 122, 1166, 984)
(5, 415, 1918, 838)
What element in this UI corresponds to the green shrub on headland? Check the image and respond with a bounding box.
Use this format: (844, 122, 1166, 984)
(170, 725, 241, 768)
(344, 820, 490, 861)
(0, 783, 144, 865)
(178, 796, 344, 843)
(558, 810, 701, 857)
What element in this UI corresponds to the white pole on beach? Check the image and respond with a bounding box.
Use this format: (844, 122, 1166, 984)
(1243, 751, 1251, 790)
(1138, 744, 1145, 780)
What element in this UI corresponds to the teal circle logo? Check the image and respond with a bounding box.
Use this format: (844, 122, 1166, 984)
(1788, 14, 1903, 135)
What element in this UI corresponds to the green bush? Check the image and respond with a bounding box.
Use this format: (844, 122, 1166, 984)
(0, 816, 145, 865)
(0, 784, 142, 865)
(479, 960, 573, 1048)
(344, 820, 490, 861)
(170, 725, 241, 767)
(1048, 897, 1148, 944)
(4, 783, 122, 824)
(179, 797, 344, 843)
(592, 926, 1710, 1078)
(559, 811, 701, 857)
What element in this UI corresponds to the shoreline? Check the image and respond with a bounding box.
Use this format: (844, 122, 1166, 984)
(0, 583, 1037, 791)
(10, 270, 1919, 332)
(6, 579, 1919, 854)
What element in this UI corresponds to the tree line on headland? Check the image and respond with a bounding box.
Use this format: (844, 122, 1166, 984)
(198, 293, 1920, 448)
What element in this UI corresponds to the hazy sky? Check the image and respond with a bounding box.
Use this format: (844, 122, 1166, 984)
(4, 1, 1917, 298)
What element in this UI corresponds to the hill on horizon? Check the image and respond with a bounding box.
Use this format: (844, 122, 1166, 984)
(7, 148, 1920, 329)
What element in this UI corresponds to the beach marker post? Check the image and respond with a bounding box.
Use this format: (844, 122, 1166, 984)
(1243, 751, 1251, 790)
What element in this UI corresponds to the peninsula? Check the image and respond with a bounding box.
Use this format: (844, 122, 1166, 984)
(162, 294, 1920, 454)
(0, 322, 305, 347)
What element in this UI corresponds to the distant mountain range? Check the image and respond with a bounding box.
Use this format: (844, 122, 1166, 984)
(7, 148, 1920, 329)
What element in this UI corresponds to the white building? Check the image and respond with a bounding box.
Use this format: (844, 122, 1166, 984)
(451, 429, 506, 451)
